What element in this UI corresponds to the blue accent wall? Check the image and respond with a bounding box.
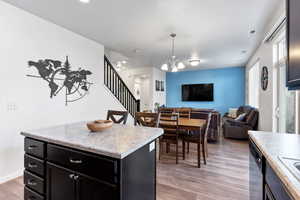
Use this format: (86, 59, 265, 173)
(166, 67, 245, 114)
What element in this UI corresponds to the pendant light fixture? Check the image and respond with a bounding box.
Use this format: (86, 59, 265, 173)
(161, 33, 185, 72)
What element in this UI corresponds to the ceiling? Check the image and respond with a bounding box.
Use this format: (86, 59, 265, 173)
(3, 0, 281, 70)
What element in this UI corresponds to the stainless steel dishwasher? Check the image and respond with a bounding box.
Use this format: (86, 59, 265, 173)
(249, 139, 265, 200)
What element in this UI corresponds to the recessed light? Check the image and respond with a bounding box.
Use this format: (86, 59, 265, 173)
(79, 0, 90, 4)
(122, 60, 127, 64)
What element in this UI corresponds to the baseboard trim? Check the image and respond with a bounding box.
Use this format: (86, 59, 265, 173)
(0, 169, 23, 184)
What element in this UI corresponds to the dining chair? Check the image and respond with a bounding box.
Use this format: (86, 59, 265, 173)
(158, 113, 181, 164)
(184, 112, 212, 168)
(158, 107, 174, 114)
(134, 112, 160, 127)
(175, 108, 191, 118)
(186, 112, 208, 154)
(106, 110, 129, 124)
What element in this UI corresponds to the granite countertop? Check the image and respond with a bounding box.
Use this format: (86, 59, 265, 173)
(21, 122, 163, 159)
(249, 131, 300, 200)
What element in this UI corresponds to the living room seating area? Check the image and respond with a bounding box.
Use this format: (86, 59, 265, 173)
(223, 106, 259, 139)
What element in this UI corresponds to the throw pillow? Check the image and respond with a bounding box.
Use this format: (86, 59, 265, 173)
(235, 113, 247, 121)
(228, 108, 238, 118)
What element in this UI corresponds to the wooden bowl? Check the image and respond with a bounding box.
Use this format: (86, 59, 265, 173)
(87, 120, 113, 132)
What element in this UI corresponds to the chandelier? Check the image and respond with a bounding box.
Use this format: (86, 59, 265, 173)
(161, 33, 185, 72)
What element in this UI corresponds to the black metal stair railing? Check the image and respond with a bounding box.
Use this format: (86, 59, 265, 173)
(104, 55, 140, 117)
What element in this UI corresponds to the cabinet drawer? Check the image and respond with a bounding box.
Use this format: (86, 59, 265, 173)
(25, 138, 45, 159)
(24, 187, 44, 200)
(24, 170, 44, 195)
(47, 144, 118, 184)
(25, 154, 45, 177)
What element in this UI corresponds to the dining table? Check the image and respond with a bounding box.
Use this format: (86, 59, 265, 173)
(159, 117, 206, 131)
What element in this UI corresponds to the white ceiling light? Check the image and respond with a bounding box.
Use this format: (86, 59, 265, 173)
(177, 62, 185, 69)
(161, 64, 168, 71)
(122, 60, 127, 64)
(161, 33, 187, 72)
(189, 59, 201, 67)
(79, 0, 90, 3)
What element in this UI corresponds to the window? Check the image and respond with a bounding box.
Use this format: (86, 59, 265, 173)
(248, 61, 260, 108)
(273, 34, 297, 133)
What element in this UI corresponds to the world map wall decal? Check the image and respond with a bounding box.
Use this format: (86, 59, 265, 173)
(27, 56, 93, 106)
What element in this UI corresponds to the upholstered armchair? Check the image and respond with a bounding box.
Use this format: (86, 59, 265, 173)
(223, 106, 259, 139)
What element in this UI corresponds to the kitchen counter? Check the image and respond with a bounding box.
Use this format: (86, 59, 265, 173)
(21, 122, 163, 200)
(249, 131, 300, 200)
(21, 121, 163, 159)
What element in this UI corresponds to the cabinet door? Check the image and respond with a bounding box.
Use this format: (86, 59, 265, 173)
(47, 163, 76, 200)
(76, 173, 118, 200)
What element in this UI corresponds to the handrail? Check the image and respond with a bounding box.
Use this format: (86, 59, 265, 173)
(104, 55, 140, 117)
(104, 56, 137, 101)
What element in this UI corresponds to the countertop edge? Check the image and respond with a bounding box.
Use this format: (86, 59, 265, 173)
(249, 132, 300, 200)
(21, 130, 163, 159)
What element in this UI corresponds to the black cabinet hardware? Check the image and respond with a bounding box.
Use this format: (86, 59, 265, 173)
(28, 163, 38, 168)
(28, 145, 37, 150)
(27, 179, 37, 186)
(69, 158, 83, 164)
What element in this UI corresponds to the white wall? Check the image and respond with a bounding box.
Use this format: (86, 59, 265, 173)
(245, 1, 285, 131)
(0, 1, 131, 183)
(111, 66, 166, 112)
(151, 68, 166, 110)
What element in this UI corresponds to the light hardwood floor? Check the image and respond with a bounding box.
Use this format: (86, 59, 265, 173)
(0, 138, 249, 200)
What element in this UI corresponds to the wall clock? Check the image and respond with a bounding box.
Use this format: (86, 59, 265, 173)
(261, 66, 268, 91)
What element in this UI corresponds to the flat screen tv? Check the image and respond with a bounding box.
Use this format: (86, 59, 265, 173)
(182, 84, 214, 101)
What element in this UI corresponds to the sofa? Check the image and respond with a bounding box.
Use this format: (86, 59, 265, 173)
(223, 106, 259, 139)
(158, 107, 221, 142)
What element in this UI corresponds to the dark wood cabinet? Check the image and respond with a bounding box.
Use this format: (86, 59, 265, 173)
(287, 0, 300, 89)
(47, 163, 76, 200)
(265, 163, 292, 200)
(23, 137, 156, 200)
(47, 162, 117, 200)
(77, 173, 117, 200)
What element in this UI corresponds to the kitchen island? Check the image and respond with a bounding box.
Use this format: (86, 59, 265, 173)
(21, 122, 163, 200)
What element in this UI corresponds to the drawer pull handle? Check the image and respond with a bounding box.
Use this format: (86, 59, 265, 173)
(28, 145, 37, 150)
(69, 174, 79, 180)
(257, 158, 261, 163)
(27, 180, 37, 186)
(28, 163, 38, 168)
(69, 158, 82, 164)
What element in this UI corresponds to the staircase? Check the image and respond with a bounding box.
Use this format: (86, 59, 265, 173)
(104, 55, 140, 117)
